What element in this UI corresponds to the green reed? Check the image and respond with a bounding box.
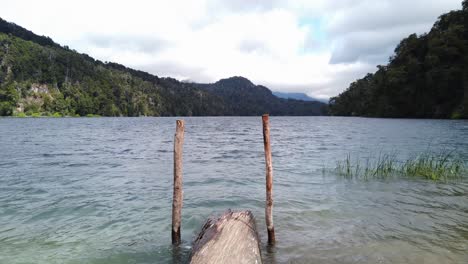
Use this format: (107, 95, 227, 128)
(334, 152, 466, 181)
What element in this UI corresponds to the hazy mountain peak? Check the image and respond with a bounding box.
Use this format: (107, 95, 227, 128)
(273, 92, 328, 103)
(215, 76, 254, 87)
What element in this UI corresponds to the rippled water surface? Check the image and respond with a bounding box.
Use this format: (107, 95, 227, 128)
(1, 117, 467, 263)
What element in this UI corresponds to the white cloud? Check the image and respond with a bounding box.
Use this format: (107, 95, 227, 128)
(0, 0, 463, 99)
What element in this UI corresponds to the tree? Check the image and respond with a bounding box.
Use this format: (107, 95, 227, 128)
(329, 1, 468, 119)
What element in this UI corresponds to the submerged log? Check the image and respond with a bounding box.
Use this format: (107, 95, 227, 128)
(190, 210, 262, 264)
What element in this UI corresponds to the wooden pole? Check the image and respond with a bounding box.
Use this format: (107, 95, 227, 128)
(262, 114, 275, 245)
(172, 119, 185, 245)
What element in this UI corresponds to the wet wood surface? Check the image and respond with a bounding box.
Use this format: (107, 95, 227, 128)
(190, 210, 262, 264)
(262, 114, 275, 244)
(172, 120, 185, 244)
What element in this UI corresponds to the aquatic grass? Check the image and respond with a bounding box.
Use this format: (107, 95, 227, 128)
(334, 152, 466, 181)
(13, 112, 27, 118)
(336, 152, 398, 180)
(51, 112, 62, 118)
(401, 152, 465, 181)
(85, 114, 101, 117)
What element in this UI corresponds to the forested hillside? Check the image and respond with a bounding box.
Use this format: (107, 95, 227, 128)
(0, 17, 327, 117)
(196, 77, 326, 116)
(329, 1, 468, 119)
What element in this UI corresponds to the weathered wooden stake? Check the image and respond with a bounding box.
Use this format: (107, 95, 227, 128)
(262, 114, 275, 245)
(172, 120, 185, 245)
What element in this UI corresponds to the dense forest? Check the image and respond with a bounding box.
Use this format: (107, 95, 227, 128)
(329, 1, 468, 119)
(0, 17, 326, 117)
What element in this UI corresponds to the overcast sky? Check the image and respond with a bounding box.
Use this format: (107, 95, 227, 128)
(0, 0, 463, 99)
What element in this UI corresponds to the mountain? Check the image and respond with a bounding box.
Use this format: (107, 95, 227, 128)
(273, 91, 327, 103)
(329, 0, 468, 119)
(195, 77, 327, 116)
(0, 17, 327, 117)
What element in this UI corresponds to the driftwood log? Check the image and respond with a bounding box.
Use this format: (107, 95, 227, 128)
(190, 210, 262, 264)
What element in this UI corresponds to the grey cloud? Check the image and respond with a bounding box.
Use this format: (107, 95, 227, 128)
(327, 0, 460, 35)
(263, 62, 375, 99)
(329, 23, 429, 64)
(238, 39, 267, 53)
(78, 0, 464, 98)
(326, 0, 461, 64)
(85, 33, 168, 54)
(207, 0, 281, 13)
(136, 62, 213, 83)
(193, 0, 282, 30)
(319, 63, 377, 97)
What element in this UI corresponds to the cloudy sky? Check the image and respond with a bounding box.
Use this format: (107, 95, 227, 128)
(0, 0, 462, 99)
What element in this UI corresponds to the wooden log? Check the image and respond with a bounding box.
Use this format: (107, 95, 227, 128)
(172, 120, 185, 244)
(190, 210, 262, 264)
(262, 114, 275, 245)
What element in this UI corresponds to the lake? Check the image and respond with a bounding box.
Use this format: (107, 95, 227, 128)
(0, 117, 467, 263)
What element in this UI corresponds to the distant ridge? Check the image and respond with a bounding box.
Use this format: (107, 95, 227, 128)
(0, 17, 327, 116)
(194, 77, 327, 116)
(273, 91, 327, 103)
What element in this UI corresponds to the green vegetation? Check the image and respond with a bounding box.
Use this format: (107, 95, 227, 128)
(0, 28, 223, 117)
(50, 112, 62, 117)
(0, 18, 327, 117)
(13, 112, 26, 117)
(85, 114, 101, 118)
(330, 0, 468, 119)
(334, 152, 466, 181)
(401, 153, 465, 180)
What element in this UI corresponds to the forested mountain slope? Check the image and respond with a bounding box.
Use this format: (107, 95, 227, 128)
(196, 77, 327, 116)
(329, 1, 468, 119)
(0, 18, 327, 117)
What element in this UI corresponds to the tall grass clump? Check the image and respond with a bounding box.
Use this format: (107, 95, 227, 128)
(401, 153, 465, 181)
(335, 153, 399, 180)
(334, 152, 466, 181)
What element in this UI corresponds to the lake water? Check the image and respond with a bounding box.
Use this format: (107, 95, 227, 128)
(0, 117, 467, 264)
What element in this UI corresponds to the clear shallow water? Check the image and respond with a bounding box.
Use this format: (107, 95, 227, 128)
(0, 117, 467, 264)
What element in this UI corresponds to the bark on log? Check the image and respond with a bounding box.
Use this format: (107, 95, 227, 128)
(190, 210, 262, 264)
